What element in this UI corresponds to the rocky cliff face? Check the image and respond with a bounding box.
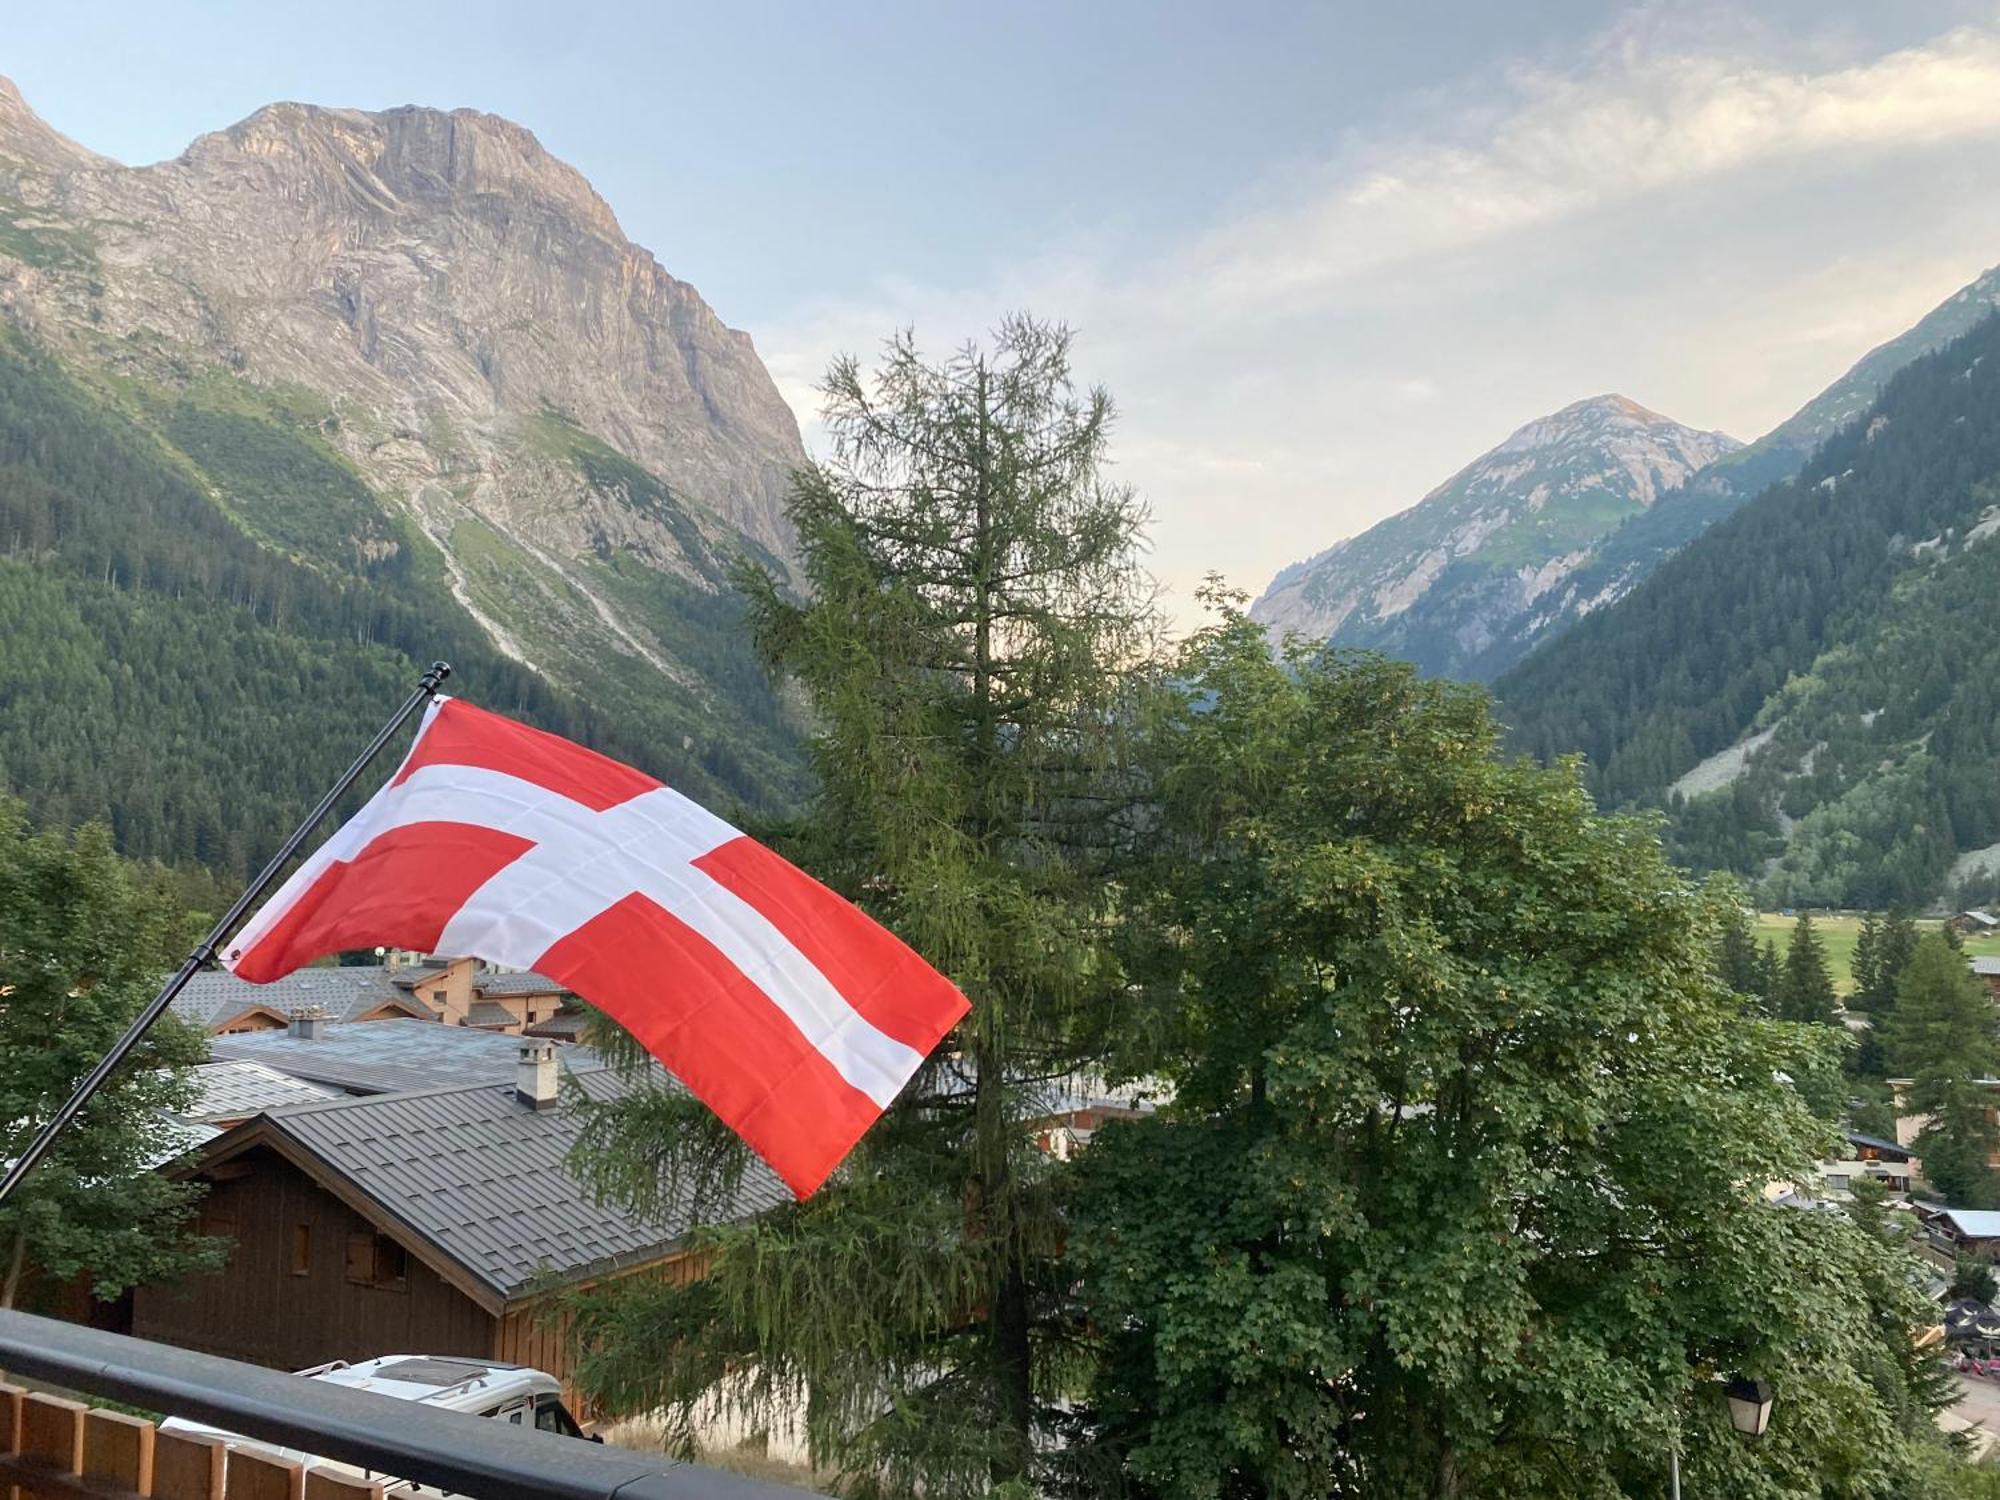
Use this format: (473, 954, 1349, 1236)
(0, 78, 804, 702)
(1251, 395, 1741, 682)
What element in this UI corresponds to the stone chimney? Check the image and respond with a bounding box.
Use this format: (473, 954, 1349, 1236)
(517, 1040, 559, 1111)
(289, 1005, 331, 1041)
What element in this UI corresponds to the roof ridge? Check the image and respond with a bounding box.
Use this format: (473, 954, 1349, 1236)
(264, 1062, 613, 1118)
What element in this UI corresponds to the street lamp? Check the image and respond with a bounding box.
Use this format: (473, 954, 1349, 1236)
(1671, 1378, 1772, 1498)
(1724, 1377, 1774, 1440)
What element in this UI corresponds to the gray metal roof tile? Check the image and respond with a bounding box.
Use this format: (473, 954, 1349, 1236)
(226, 1066, 784, 1301)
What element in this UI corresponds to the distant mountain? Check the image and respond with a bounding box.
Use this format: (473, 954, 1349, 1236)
(1498, 308, 2000, 909)
(0, 78, 808, 873)
(1250, 396, 1740, 681)
(1256, 262, 2000, 681)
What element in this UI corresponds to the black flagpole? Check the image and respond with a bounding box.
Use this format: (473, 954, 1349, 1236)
(0, 659, 452, 1207)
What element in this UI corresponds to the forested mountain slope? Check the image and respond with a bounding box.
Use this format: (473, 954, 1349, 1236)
(0, 334, 802, 877)
(1498, 310, 2000, 907)
(0, 79, 811, 872)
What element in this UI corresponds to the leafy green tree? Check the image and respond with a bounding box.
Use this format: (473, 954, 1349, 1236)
(1887, 933, 2000, 1207)
(567, 318, 1153, 1495)
(0, 801, 223, 1307)
(1778, 912, 1840, 1027)
(1067, 602, 1970, 1499)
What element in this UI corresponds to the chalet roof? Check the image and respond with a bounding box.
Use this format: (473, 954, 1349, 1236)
(464, 1002, 518, 1028)
(186, 1069, 786, 1306)
(179, 1061, 342, 1123)
(210, 1018, 603, 1096)
(523, 1011, 590, 1040)
(1844, 1131, 1912, 1159)
(1943, 1209, 2000, 1239)
(1972, 957, 2000, 976)
(1963, 911, 2000, 928)
(172, 966, 433, 1031)
(474, 971, 570, 998)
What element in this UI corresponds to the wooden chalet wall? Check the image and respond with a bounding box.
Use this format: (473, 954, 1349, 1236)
(133, 1147, 493, 1372)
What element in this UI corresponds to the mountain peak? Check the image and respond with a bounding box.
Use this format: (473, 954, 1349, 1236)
(178, 99, 623, 241)
(1495, 393, 1726, 459)
(1250, 392, 1742, 680)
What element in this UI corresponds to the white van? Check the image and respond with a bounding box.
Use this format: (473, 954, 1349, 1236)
(162, 1353, 598, 1484)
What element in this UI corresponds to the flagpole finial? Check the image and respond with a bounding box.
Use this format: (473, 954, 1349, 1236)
(422, 660, 452, 694)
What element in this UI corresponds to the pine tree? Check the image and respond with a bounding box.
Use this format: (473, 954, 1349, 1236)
(566, 318, 1154, 1495)
(1777, 913, 1840, 1027)
(1716, 906, 1765, 1000)
(1887, 933, 2000, 1207)
(1859, 907, 1921, 1019)
(1852, 912, 1882, 1010)
(1756, 939, 1784, 1005)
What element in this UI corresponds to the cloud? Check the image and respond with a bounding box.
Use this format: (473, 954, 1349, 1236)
(1182, 23, 2000, 316)
(756, 20, 2000, 622)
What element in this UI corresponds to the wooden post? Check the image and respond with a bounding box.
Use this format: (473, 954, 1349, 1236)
(82, 1410, 152, 1498)
(303, 1473, 384, 1500)
(224, 1450, 302, 1500)
(152, 1433, 227, 1500)
(17, 1395, 83, 1500)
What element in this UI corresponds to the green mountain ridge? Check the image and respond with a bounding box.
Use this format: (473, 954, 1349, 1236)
(1498, 308, 2000, 907)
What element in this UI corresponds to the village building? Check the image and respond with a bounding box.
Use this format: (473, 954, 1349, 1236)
(1972, 956, 2000, 1001)
(170, 958, 577, 1036)
(132, 1043, 784, 1417)
(1821, 1132, 1919, 1197)
(1954, 911, 2000, 939)
(171, 968, 434, 1034)
(208, 1015, 603, 1097)
(176, 1060, 343, 1127)
(1919, 1207, 2000, 1257)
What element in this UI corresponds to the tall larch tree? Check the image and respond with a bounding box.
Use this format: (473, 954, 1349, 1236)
(566, 317, 1154, 1496)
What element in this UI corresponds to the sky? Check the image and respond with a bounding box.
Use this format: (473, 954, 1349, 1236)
(12, 1, 2000, 617)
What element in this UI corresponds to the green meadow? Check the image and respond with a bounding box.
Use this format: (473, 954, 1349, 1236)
(1754, 912, 2000, 997)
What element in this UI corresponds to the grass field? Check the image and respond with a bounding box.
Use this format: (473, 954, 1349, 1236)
(1754, 913, 2000, 996)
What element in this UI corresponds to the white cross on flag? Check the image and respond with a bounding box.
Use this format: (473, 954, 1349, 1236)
(225, 695, 969, 1196)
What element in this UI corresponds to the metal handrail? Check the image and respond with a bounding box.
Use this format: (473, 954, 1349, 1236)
(0, 1310, 811, 1500)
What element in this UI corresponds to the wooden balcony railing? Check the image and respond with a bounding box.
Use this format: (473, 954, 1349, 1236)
(0, 1310, 808, 1500)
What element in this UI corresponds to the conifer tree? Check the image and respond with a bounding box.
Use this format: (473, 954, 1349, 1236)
(1852, 912, 1882, 1009)
(1756, 939, 1784, 1005)
(1777, 912, 1840, 1026)
(566, 318, 1153, 1495)
(1858, 908, 1921, 1019)
(1716, 906, 1765, 1001)
(1888, 933, 2000, 1207)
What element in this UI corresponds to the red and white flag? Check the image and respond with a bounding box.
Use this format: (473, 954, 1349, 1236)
(225, 696, 969, 1197)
